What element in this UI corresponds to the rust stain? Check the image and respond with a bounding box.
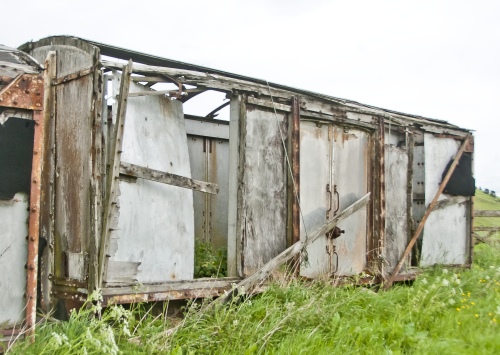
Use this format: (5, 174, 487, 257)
(0, 74, 43, 110)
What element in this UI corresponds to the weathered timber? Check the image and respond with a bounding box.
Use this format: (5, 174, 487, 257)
(217, 192, 371, 303)
(98, 60, 133, 286)
(385, 135, 471, 289)
(473, 226, 500, 232)
(474, 210, 500, 217)
(101, 59, 293, 100)
(128, 90, 178, 97)
(119, 161, 219, 195)
(51, 66, 94, 86)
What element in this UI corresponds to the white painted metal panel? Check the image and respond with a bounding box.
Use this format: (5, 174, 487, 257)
(384, 146, 409, 272)
(332, 128, 369, 276)
(0, 193, 29, 327)
(421, 134, 467, 266)
(106, 79, 194, 283)
(299, 121, 332, 278)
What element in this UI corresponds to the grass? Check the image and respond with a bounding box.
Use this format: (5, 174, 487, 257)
(475, 190, 500, 231)
(7, 192, 500, 354)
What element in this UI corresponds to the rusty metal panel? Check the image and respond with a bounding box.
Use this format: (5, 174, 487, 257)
(332, 127, 369, 276)
(421, 134, 468, 266)
(239, 104, 287, 276)
(0, 74, 43, 110)
(104, 78, 194, 284)
(299, 121, 332, 278)
(384, 145, 409, 272)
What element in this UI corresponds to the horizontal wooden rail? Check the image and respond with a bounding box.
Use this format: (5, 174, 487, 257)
(473, 227, 500, 232)
(474, 210, 500, 217)
(120, 161, 219, 195)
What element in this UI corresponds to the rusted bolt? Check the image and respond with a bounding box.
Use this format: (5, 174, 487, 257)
(29, 264, 35, 271)
(13, 100, 18, 105)
(33, 179, 37, 184)
(33, 150, 38, 155)
(31, 207, 37, 212)
(25, 89, 30, 94)
(30, 236, 35, 242)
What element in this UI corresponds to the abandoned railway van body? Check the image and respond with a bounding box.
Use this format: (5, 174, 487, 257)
(0, 36, 475, 334)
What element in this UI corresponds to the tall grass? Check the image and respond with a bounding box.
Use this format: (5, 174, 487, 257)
(9, 192, 500, 354)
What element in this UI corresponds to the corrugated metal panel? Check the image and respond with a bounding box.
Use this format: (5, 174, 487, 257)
(187, 124, 230, 251)
(209, 139, 229, 250)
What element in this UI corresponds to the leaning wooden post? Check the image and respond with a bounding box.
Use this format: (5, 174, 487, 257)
(98, 60, 133, 287)
(384, 135, 471, 289)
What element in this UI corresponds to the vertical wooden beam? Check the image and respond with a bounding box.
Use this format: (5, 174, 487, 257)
(287, 96, 301, 273)
(38, 52, 57, 314)
(291, 97, 300, 246)
(406, 129, 414, 268)
(88, 48, 103, 294)
(236, 95, 247, 277)
(385, 135, 471, 289)
(98, 60, 133, 287)
(227, 95, 242, 277)
(376, 117, 386, 278)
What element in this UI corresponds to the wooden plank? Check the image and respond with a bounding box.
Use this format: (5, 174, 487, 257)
(227, 96, 242, 277)
(38, 51, 57, 313)
(474, 210, 500, 217)
(217, 193, 371, 303)
(247, 96, 291, 112)
(98, 60, 133, 286)
(51, 66, 94, 86)
(119, 161, 219, 194)
(385, 135, 471, 289)
(473, 227, 500, 232)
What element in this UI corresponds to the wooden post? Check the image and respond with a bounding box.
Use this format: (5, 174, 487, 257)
(98, 60, 133, 287)
(287, 96, 301, 273)
(384, 135, 471, 289)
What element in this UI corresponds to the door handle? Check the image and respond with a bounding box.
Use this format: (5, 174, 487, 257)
(326, 184, 332, 218)
(334, 185, 340, 215)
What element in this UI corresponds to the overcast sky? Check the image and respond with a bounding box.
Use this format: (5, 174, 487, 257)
(3, 0, 499, 192)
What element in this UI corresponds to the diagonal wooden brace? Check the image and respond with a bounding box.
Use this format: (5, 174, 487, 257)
(217, 192, 371, 304)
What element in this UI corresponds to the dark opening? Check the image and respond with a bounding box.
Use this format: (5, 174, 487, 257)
(0, 116, 35, 200)
(441, 153, 475, 196)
